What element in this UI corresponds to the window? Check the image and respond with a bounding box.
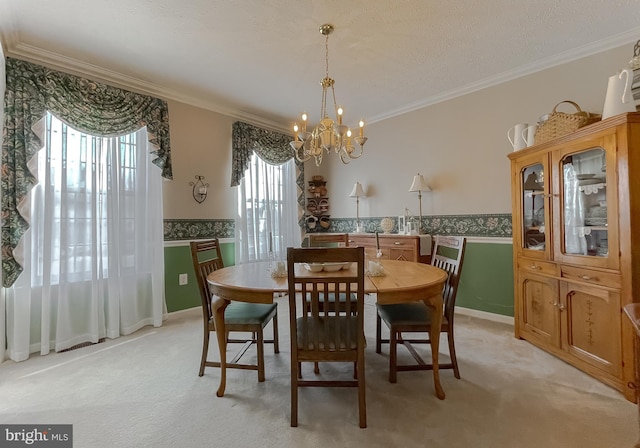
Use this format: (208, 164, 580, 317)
(236, 153, 300, 263)
(29, 114, 146, 283)
(5, 112, 165, 359)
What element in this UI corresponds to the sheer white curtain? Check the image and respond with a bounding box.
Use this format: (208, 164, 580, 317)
(4, 113, 165, 362)
(236, 153, 301, 263)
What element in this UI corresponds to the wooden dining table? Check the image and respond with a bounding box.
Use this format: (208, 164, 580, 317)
(206, 259, 448, 399)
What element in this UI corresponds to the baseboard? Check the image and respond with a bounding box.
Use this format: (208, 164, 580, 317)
(455, 306, 514, 326)
(170, 303, 515, 326)
(168, 306, 200, 316)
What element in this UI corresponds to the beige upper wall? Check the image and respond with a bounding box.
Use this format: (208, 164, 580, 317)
(324, 43, 632, 219)
(162, 101, 236, 219)
(163, 43, 634, 220)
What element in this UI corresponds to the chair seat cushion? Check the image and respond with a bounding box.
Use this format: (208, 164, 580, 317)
(377, 302, 441, 326)
(296, 316, 360, 350)
(224, 302, 277, 325)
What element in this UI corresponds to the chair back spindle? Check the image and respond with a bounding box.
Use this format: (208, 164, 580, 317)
(191, 239, 225, 325)
(431, 235, 466, 319)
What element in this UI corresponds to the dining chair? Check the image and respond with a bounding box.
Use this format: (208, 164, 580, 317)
(287, 246, 367, 428)
(190, 239, 279, 382)
(305, 233, 355, 375)
(375, 235, 467, 382)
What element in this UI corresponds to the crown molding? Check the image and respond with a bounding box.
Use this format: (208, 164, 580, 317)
(369, 27, 640, 124)
(4, 26, 640, 130)
(4, 42, 290, 134)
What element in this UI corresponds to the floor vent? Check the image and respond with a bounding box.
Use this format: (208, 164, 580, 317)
(59, 338, 106, 353)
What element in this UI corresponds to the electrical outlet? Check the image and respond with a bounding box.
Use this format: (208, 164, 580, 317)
(179, 273, 188, 285)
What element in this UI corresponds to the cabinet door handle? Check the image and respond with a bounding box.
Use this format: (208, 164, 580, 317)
(548, 301, 564, 310)
(529, 264, 541, 270)
(580, 275, 593, 281)
(394, 242, 401, 245)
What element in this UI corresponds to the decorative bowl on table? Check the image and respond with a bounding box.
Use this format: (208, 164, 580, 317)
(304, 263, 324, 272)
(303, 262, 350, 272)
(322, 262, 347, 272)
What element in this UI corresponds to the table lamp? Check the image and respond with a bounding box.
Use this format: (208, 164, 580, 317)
(349, 181, 366, 233)
(408, 173, 431, 234)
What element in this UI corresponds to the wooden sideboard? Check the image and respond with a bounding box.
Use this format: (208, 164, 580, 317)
(348, 233, 431, 264)
(305, 232, 431, 264)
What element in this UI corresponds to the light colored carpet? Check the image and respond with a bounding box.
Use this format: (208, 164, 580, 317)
(1, 295, 637, 447)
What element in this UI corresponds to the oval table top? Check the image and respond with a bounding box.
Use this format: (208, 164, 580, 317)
(206, 259, 447, 301)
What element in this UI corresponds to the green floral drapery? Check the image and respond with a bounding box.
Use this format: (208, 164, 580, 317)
(231, 121, 305, 222)
(1, 57, 172, 287)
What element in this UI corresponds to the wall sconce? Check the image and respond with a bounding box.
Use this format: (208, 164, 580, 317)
(189, 175, 209, 204)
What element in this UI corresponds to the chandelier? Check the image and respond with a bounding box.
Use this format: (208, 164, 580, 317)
(290, 24, 367, 166)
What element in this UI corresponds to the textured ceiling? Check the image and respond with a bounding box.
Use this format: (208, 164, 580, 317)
(1, 0, 640, 131)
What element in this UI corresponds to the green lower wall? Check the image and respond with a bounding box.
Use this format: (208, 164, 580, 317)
(455, 242, 514, 317)
(163, 239, 514, 317)
(164, 242, 235, 313)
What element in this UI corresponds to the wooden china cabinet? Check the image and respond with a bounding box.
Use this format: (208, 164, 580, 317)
(508, 113, 640, 402)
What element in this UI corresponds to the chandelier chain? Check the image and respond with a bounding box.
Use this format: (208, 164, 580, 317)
(325, 33, 330, 79)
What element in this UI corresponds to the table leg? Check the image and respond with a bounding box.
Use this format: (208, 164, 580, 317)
(212, 297, 230, 397)
(424, 293, 446, 400)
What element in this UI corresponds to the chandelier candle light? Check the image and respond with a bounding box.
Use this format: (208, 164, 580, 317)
(290, 24, 367, 166)
(408, 173, 431, 235)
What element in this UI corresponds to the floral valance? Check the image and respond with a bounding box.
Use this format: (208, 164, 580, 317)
(1, 57, 172, 287)
(231, 121, 300, 186)
(4, 58, 172, 178)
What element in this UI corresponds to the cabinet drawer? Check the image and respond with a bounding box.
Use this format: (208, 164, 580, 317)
(382, 238, 417, 250)
(518, 259, 557, 276)
(348, 236, 376, 248)
(349, 236, 417, 249)
(560, 265, 621, 288)
(308, 233, 348, 246)
(349, 235, 423, 263)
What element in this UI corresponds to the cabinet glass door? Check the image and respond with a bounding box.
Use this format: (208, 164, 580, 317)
(521, 163, 546, 252)
(557, 143, 617, 269)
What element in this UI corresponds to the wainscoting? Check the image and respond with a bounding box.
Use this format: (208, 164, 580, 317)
(163, 215, 514, 317)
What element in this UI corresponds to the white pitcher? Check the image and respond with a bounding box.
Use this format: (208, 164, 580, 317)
(602, 69, 636, 119)
(508, 123, 528, 151)
(521, 124, 537, 147)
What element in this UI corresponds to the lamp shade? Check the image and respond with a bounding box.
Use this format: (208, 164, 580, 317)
(408, 174, 431, 192)
(349, 181, 366, 198)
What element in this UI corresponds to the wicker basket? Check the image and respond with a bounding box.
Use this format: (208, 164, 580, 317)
(534, 100, 601, 145)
